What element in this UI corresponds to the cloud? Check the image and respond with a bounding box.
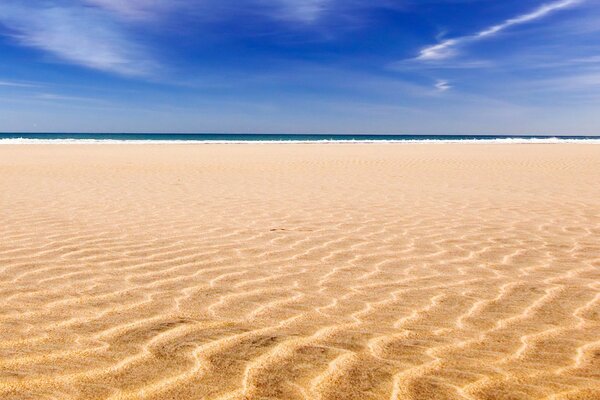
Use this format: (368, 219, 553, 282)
(435, 79, 451, 92)
(82, 0, 180, 21)
(0, 2, 155, 76)
(0, 80, 38, 88)
(83, 0, 333, 23)
(0, 0, 336, 78)
(417, 0, 582, 61)
(274, 0, 330, 22)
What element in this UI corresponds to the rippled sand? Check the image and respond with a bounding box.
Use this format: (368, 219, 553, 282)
(1, 144, 600, 400)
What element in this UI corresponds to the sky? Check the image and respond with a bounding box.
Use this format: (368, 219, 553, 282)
(0, 0, 599, 135)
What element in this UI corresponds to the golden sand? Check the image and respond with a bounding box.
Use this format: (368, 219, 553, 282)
(1, 143, 600, 400)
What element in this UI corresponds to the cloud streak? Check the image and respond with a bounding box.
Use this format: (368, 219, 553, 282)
(0, 1, 156, 76)
(435, 79, 451, 92)
(0, 80, 38, 88)
(83, 0, 183, 21)
(273, 0, 331, 22)
(0, 0, 336, 77)
(417, 0, 582, 61)
(83, 0, 333, 23)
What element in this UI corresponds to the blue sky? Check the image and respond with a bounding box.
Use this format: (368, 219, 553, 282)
(0, 0, 599, 134)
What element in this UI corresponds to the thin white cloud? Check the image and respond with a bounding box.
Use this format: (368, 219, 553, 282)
(84, 0, 332, 23)
(435, 79, 451, 92)
(0, 2, 154, 76)
(0, 80, 38, 88)
(83, 0, 179, 20)
(275, 0, 330, 22)
(417, 0, 582, 61)
(0, 0, 334, 78)
(536, 72, 600, 90)
(33, 92, 107, 103)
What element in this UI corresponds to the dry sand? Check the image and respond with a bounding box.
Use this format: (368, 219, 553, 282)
(1, 143, 600, 400)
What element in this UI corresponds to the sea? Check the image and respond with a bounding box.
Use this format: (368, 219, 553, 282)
(0, 133, 599, 144)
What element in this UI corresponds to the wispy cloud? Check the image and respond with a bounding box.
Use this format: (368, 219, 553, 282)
(84, 0, 333, 23)
(33, 92, 107, 103)
(417, 0, 582, 61)
(83, 0, 179, 21)
(435, 79, 451, 92)
(274, 0, 330, 22)
(0, 2, 155, 76)
(0, 80, 38, 88)
(0, 0, 336, 78)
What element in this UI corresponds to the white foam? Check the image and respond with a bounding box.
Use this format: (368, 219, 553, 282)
(1, 137, 599, 145)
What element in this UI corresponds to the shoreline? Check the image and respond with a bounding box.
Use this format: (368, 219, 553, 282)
(2, 138, 600, 145)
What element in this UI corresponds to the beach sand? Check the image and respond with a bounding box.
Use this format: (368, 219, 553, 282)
(1, 143, 600, 400)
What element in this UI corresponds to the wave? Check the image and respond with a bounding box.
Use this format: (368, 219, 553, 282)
(1, 137, 600, 144)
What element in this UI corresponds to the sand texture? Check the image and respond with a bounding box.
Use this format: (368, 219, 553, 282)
(1, 143, 600, 400)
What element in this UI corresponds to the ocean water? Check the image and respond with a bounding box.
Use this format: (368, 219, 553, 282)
(0, 133, 599, 144)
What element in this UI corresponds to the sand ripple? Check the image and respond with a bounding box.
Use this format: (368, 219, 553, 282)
(1, 144, 600, 399)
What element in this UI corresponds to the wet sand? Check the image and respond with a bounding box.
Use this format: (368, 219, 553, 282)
(1, 143, 599, 400)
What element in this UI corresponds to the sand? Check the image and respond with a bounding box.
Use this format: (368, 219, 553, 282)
(1, 143, 599, 400)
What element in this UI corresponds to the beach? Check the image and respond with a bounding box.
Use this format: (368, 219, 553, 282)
(1, 143, 600, 399)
